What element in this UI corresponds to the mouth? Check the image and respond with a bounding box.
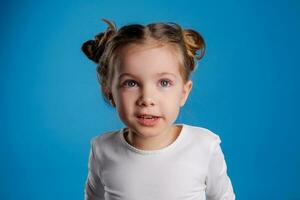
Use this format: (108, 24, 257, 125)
(136, 114, 161, 126)
(137, 114, 161, 119)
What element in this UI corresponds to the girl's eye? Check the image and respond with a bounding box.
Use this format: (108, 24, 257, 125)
(122, 80, 138, 88)
(160, 79, 172, 87)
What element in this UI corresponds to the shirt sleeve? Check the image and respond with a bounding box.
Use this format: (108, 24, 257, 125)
(205, 136, 235, 200)
(84, 139, 105, 200)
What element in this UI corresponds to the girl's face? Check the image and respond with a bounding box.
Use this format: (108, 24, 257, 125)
(110, 42, 192, 140)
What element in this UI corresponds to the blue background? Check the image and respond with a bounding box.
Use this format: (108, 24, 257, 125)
(1, 0, 299, 199)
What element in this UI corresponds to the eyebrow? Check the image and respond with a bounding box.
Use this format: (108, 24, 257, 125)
(118, 72, 177, 79)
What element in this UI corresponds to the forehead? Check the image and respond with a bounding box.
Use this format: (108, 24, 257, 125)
(116, 43, 183, 76)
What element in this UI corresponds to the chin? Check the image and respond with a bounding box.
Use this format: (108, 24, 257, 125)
(130, 122, 171, 137)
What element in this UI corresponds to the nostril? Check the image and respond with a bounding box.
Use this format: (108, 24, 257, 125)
(137, 97, 155, 106)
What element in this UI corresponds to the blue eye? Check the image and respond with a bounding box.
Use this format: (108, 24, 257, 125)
(160, 79, 172, 87)
(122, 80, 138, 88)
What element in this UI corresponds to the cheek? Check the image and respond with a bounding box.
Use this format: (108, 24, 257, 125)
(115, 93, 134, 119)
(161, 88, 183, 104)
(115, 90, 137, 106)
(161, 101, 181, 121)
(161, 91, 183, 112)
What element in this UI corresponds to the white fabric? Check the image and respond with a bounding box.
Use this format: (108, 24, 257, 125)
(84, 123, 235, 200)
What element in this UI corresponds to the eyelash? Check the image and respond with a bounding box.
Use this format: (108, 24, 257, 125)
(121, 79, 173, 88)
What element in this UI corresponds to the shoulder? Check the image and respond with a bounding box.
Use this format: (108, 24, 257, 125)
(184, 124, 221, 142)
(90, 128, 122, 154)
(183, 124, 221, 152)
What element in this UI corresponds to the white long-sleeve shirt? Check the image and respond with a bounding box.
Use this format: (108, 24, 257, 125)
(85, 123, 235, 200)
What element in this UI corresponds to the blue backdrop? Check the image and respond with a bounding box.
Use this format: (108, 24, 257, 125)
(1, 0, 299, 199)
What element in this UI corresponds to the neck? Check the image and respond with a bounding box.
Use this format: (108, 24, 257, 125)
(124, 125, 182, 151)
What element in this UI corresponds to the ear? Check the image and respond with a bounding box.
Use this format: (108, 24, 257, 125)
(180, 80, 193, 107)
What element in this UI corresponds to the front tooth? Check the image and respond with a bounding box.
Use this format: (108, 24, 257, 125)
(143, 115, 153, 119)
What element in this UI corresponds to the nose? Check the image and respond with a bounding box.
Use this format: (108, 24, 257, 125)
(136, 85, 156, 107)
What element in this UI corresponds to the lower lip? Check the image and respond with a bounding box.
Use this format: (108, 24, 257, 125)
(137, 116, 161, 126)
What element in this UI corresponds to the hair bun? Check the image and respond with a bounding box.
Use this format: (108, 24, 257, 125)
(182, 29, 206, 61)
(81, 38, 100, 63)
(81, 19, 117, 64)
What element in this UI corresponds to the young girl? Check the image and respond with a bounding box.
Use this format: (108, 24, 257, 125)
(81, 19, 235, 200)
